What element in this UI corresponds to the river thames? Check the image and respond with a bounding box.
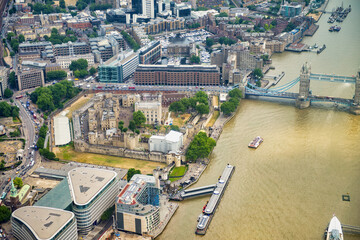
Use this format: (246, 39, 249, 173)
(158, 0, 360, 239)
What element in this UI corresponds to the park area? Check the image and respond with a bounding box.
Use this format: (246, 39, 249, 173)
(169, 166, 188, 182)
(53, 145, 165, 174)
(170, 112, 191, 127)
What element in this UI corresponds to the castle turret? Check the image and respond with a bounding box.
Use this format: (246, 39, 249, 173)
(296, 62, 311, 109)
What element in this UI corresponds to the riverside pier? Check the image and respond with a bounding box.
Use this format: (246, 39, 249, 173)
(195, 164, 235, 235)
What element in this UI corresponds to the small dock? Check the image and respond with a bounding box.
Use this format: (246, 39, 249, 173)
(170, 184, 217, 201)
(264, 72, 285, 89)
(342, 224, 360, 235)
(195, 164, 235, 235)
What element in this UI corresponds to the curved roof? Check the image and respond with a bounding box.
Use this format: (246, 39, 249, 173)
(68, 167, 117, 206)
(12, 206, 75, 240)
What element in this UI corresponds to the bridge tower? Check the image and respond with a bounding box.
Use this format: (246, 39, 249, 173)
(350, 70, 360, 115)
(295, 62, 311, 109)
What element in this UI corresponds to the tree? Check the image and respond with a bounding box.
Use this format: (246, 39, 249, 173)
(186, 132, 216, 162)
(59, 0, 65, 8)
(216, 12, 228, 17)
(10, 128, 21, 137)
(170, 125, 180, 131)
(0, 160, 5, 170)
(206, 38, 214, 48)
(39, 125, 48, 138)
(69, 59, 88, 71)
(127, 168, 141, 182)
(89, 67, 97, 75)
(122, 127, 128, 133)
(133, 111, 146, 126)
(228, 88, 242, 99)
(253, 68, 263, 79)
(7, 32, 15, 42)
(0, 206, 11, 223)
(0, 102, 19, 118)
(101, 205, 115, 221)
(18, 34, 25, 43)
(37, 137, 45, 149)
(39, 149, 56, 160)
(8, 71, 16, 89)
(46, 70, 67, 81)
(13, 177, 23, 188)
(135, 129, 140, 134)
(196, 103, 209, 115)
(128, 120, 136, 132)
(3, 88, 13, 98)
(10, 51, 15, 57)
(169, 101, 185, 113)
(221, 101, 236, 116)
(121, 31, 140, 51)
(190, 55, 200, 64)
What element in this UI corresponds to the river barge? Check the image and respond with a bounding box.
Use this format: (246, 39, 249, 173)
(195, 164, 235, 235)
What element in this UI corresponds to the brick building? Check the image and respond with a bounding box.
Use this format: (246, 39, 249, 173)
(134, 65, 220, 86)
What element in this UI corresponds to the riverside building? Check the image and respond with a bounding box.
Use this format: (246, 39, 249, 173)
(116, 174, 160, 236)
(68, 167, 118, 234)
(134, 64, 220, 86)
(11, 206, 77, 240)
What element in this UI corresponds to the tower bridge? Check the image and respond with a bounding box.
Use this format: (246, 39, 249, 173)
(242, 63, 360, 115)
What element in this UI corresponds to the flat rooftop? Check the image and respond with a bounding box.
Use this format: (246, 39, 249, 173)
(68, 167, 117, 206)
(12, 206, 74, 240)
(136, 64, 219, 73)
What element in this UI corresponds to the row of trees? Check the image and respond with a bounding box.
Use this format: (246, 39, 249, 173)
(8, 71, 17, 89)
(0, 102, 19, 118)
(7, 32, 23, 53)
(121, 31, 140, 51)
(206, 36, 237, 48)
(169, 91, 210, 115)
(46, 70, 67, 81)
(37, 125, 58, 160)
(89, 3, 112, 11)
(220, 88, 242, 116)
(30, 80, 81, 112)
(44, 28, 77, 45)
(186, 132, 216, 162)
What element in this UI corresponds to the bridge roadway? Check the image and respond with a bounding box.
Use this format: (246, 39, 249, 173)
(310, 73, 356, 83)
(245, 88, 353, 105)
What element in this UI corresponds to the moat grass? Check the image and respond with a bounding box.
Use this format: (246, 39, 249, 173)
(54, 145, 165, 174)
(206, 110, 220, 128)
(65, 94, 93, 119)
(169, 165, 188, 182)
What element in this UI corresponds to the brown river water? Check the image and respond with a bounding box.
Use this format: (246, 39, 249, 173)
(158, 0, 360, 239)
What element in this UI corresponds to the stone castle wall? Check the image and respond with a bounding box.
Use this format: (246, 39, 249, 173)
(74, 139, 166, 163)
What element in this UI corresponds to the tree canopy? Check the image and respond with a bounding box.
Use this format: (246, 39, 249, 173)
(121, 31, 140, 51)
(69, 58, 88, 71)
(3, 88, 13, 98)
(13, 177, 23, 189)
(8, 71, 17, 89)
(190, 55, 200, 64)
(127, 168, 141, 182)
(30, 80, 81, 112)
(133, 111, 146, 126)
(46, 70, 67, 81)
(221, 89, 242, 116)
(253, 68, 263, 79)
(0, 101, 19, 118)
(0, 206, 11, 223)
(169, 91, 209, 115)
(186, 132, 216, 162)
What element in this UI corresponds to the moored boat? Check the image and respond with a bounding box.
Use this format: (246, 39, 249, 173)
(248, 136, 263, 149)
(326, 215, 344, 240)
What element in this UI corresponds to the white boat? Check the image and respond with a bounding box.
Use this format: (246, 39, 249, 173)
(326, 215, 344, 240)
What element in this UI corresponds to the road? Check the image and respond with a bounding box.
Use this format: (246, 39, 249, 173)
(0, 97, 38, 197)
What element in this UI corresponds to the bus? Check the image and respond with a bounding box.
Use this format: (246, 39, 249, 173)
(129, 86, 135, 90)
(15, 95, 23, 99)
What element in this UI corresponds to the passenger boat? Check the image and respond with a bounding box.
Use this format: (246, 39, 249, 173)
(248, 136, 263, 149)
(202, 201, 208, 213)
(326, 215, 344, 240)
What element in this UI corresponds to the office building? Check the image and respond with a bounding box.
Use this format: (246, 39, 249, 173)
(19, 41, 52, 53)
(281, 2, 303, 17)
(17, 69, 45, 91)
(134, 98, 162, 125)
(139, 41, 161, 64)
(99, 49, 139, 83)
(56, 53, 95, 69)
(90, 36, 121, 62)
(11, 206, 77, 240)
(0, 67, 9, 99)
(132, 0, 157, 19)
(149, 130, 183, 153)
(68, 167, 118, 234)
(134, 64, 220, 86)
(116, 174, 160, 235)
(174, 2, 191, 18)
(54, 42, 91, 56)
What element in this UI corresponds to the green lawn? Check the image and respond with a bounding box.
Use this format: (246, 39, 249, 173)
(169, 166, 187, 177)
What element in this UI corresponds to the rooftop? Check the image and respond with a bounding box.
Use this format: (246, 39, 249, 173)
(136, 64, 219, 73)
(12, 206, 75, 240)
(68, 167, 117, 206)
(35, 178, 72, 210)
